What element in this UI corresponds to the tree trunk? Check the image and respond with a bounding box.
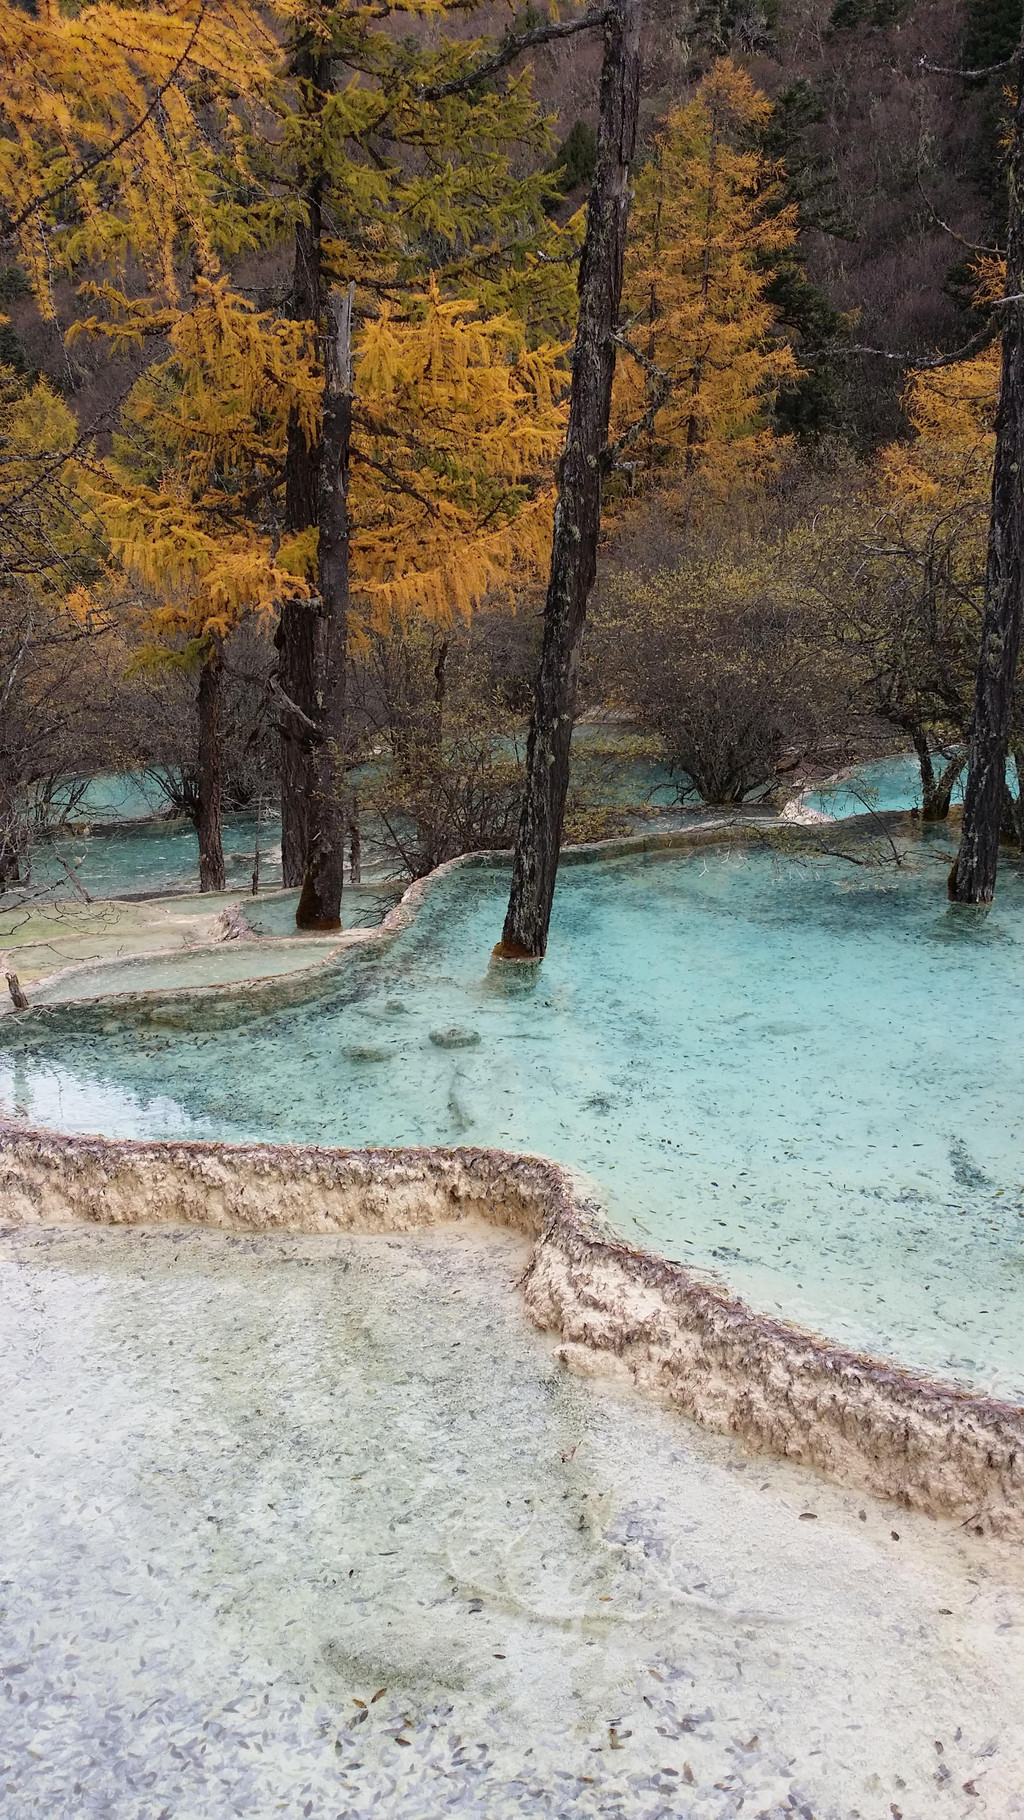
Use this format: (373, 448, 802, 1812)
(277, 594, 317, 886)
(434, 634, 450, 722)
(496, 0, 642, 960)
(0, 790, 21, 891)
(932, 752, 965, 821)
(950, 61, 1024, 902)
(197, 637, 226, 893)
(1010, 739, 1024, 844)
(276, 30, 328, 888)
(5, 972, 28, 1010)
(296, 285, 353, 930)
(910, 729, 963, 821)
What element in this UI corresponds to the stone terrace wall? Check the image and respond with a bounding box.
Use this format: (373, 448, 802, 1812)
(3, 1119, 1023, 1541)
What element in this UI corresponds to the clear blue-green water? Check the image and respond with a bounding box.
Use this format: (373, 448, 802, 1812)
(41, 771, 175, 823)
(4, 837, 1024, 1395)
(804, 754, 965, 819)
(5, 1223, 1020, 1819)
(805, 752, 1019, 819)
(30, 808, 284, 900)
(10, 752, 932, 905)
(18, 735, 679, 903)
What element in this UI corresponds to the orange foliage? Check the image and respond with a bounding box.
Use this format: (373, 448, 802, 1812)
(614, 59, 799, 492)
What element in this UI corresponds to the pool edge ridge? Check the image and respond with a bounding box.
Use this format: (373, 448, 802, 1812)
(0, 811, 920, 1023)
(1, 1116, 1021, 1542)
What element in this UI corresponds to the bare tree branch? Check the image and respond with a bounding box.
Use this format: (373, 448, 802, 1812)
(606, 331, 677, 463)
(918, 45, 1023, 81)
(824, 314, 1003, 370)
(268, 675, 321, 736)
(349, 447, 442, 517)
(915, 167, 1001, 258)
(415, 8, 612, 103)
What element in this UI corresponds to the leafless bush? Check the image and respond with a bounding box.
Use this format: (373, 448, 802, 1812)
(349, 615, 644, 877)
(635, 596, 830, 803)
(590, 486, 852, 805)
(0, 581, 133, 888)
(119, 619, 279, 823)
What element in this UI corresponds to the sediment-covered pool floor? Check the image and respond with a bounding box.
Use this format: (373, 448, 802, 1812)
(1, 1219, 1022, 1820)
(4, 835, 1024, 1396)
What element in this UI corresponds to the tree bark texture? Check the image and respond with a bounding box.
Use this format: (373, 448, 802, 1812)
(951, 61, 1024, 902)
(348, 797, 361, 884)
(0, 794, 22, 891)
(496, 0, 642, 959)
(276, 31, 329, 888)
(296, 284, 353, 931)
(910, 731, 963, 822)
(1010, 739, 1024, 842)
(196, 636, 226, 893)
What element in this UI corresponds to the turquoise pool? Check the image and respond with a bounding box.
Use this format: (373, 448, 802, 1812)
(3, 835, 1023, 1395)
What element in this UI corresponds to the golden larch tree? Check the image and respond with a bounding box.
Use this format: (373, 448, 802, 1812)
(614, 58, 799, 492)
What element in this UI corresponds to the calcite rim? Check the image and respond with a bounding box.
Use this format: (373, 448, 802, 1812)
(0, 810, 908, 1022)
(6, 809, 1015, 1537)
(2, 1119, 1022, 1539)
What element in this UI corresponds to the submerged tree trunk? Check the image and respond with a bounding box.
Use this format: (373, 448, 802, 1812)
(276, 31, 328, 888)
(950, 61, 1024, 902)
(1000, 736, 1024, 844)
(496, 0, 642, 959)
(1009, 739, 1024, 844)
(196, 637, 226, 893)
(910, 729, 964, 821)
(296, 285, 353, 931)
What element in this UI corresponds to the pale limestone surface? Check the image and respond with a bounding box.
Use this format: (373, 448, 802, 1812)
(1, 1219, 1021, 1820)
(2, 824, 1022, 1817)
(0, 886, 396, 999)
(4, 1127, 1024, 1542)
(0, 892, 243, 986)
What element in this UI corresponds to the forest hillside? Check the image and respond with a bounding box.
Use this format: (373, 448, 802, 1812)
(2, 0, 1022, 910)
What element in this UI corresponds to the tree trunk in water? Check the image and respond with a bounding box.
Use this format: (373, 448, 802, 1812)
(1009, 740, 1024, 844)
(197, 638, 226, 893)
(276, 31, 328, 887)
(911, 730, 963, 821)
(950, 62, 1024, 901)
(296, 285, 353, 931)
(496, 0, 642, 960)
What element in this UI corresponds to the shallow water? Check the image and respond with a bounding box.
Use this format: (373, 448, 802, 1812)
(4, 837, 1024, 1394)
(1, 1221, 1021, 1819)
(22, 736, 678, 904)
(37, 808, 285, 900)
(803, 753, 952, 818)
(38, 770, 173, 823)
(12, 751, 908, 907)
(26, 939, 338, 1004)
(0, 885, 401, 997)
(240, 884, 402, 939)
(801, 750, 1024, 819)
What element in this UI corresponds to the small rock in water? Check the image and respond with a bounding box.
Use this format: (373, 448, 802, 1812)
(383, 999, 408, 1015)
(429, 1025, 481, 1049)
(342, 1042, 392, 1063)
